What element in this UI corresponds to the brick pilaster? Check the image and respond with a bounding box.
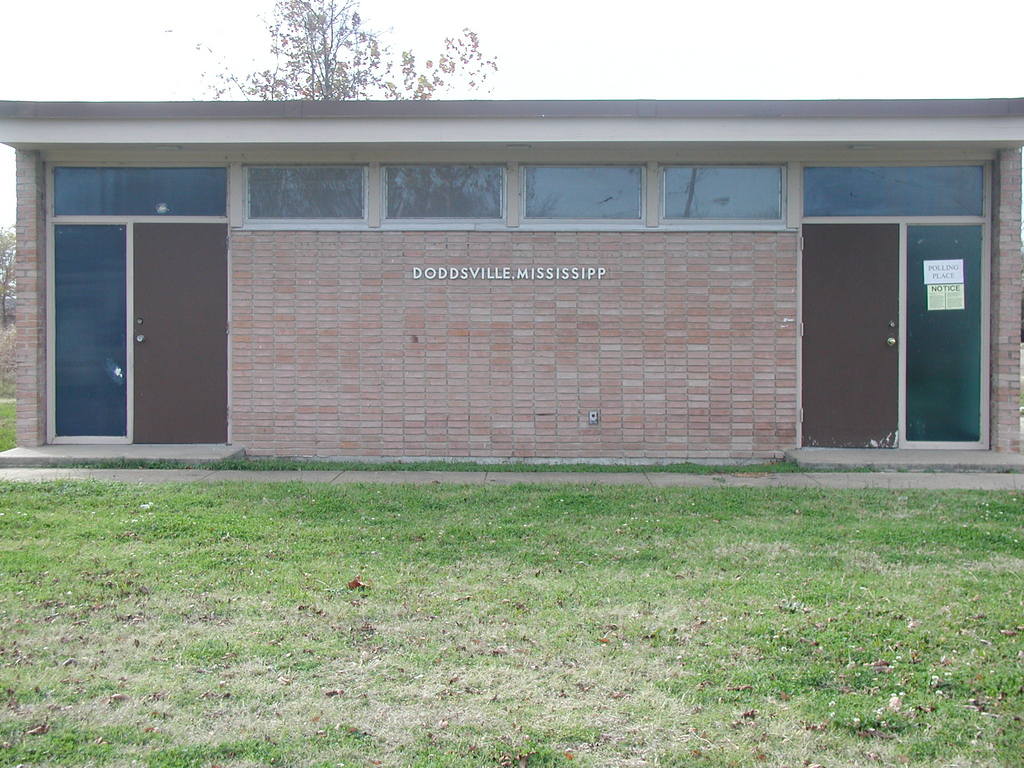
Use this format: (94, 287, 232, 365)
(990, 148, 1022, 452)
(14, 150, 46, 446)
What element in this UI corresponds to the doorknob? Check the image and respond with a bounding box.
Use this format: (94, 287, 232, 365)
(886, 336, 897, 347)
(135, 334, 146, 343)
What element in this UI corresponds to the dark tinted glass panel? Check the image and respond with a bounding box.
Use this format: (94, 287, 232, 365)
(385, 165, 502, 218)
(906, 225, 981, 442)
(664, 166, 782, 219)
(804, 166, 983, 217)
(249, 166, 364, 219)
(524, 166, 641, 219)
(55, 225, 126, 436)
(54, 167, 227, 216)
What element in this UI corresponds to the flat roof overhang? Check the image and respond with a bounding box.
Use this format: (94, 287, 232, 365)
(2, 98, 1024, 151)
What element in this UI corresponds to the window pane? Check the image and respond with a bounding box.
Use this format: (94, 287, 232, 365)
(248, 166, 364, 219)
(54, 225, 127, 437)
(54, 167, 226, 216)
(804, 166, 983, 217)
(524, 166, 641, 219)
(664, 166, 782, 220)
(385, 165, 503, 218)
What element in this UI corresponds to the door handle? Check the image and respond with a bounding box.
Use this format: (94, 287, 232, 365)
(886, 336, 897, 347)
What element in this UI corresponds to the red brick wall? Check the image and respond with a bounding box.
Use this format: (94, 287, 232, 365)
(991, 148, 1023, 452)
(229, 231, 799, 460)
(14, 150, 46, 447)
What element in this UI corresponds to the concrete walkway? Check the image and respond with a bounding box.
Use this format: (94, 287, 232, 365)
(0, 467, 1022, 489)
(0, 443, 244, 467)
(785, 447, 1024, 471)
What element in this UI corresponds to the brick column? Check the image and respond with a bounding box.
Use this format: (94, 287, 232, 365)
(990, 148, 1022, 452)
(14, 150, 47, 446)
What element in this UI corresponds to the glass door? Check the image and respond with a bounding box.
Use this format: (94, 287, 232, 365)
(905, 225, 983, 443)
(53, 224, 128, 437)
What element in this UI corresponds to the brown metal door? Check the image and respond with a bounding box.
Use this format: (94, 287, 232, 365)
(802, 224, 899, 447)
(133, 223, 227, 443)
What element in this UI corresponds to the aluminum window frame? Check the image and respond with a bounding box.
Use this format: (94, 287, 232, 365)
(46, 161, 231, 445)
(51, 165, 230, 218)
(244, 164, 369, 226)
(381, 163, 506, 226)
(519, 163, 646, 227)
(661, 164, 786, 225)
(801, 163, 986, 219)
(797, 160, 992, 451)
(227, 157, 797, 232)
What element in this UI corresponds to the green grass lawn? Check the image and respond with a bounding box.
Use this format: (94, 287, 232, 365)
(1, 481, 1022, 767)
(87, 457, 808, 473)
(0, 399, 14, 452)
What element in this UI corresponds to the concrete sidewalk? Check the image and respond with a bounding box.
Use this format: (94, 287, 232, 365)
(786, 447, 1024, 472)
(0, 467, 1022, 489)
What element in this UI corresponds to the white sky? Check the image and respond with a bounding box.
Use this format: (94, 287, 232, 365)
(2, 0, 1023, 227)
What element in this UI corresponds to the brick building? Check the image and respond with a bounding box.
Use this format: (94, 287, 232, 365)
(1, 99, 1021, 461)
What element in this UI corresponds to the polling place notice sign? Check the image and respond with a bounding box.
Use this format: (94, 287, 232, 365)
(923, 260, 965, 311)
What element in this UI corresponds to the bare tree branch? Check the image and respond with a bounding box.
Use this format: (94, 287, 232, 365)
(204, 0, 496, 101)
(0, 227, 16, 327)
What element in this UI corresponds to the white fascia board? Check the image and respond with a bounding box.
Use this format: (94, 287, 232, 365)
(2, 116, 1024, 147)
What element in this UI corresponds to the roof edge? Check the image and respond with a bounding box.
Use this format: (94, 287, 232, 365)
(2, 98, 1024, 121)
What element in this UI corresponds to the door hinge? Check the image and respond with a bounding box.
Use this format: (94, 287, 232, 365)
(798, 234, 804, 253)
(799, 408, 804, 423)
(799, 321, 804, 337)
